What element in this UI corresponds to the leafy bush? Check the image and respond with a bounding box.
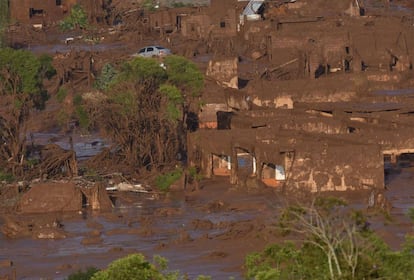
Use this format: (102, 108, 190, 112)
(0, 171, 14, 183)
(245, 242, 328, 280)
(73, 94, 83, 106)
(91, 254, 179, 280)
(71, 94, 90, 129)
(246, 198, 414, 280)
(57, 109, 70, 128)
(164, 55, 204, 97)
(66, 267, 99, 280)
(408, 208, 414, 222)
(89, 55, 203, 172)
(159, 84, 183, 121)
(75, 105, 90, 129)
(95, 63, 117, 91)
(82, 168, 103, 182)
(155, 167, 183, 192)
(26, 158, 39, 169)
(142, 0, 158, 11)
(56, 88, 68, 103)
(59, 4, 88, 31)
(0, 48, 53, 176)
(39, 54, 57, 79)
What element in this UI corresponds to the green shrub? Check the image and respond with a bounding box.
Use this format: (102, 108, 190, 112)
(72, 94, 90, 129)
(408, 208, 414, 222)
(91, 254, 179, 280)
(39, 54, 57, 79)
(26, 158, 39, 169)
(57, 110, 70, 129)
(66, 267, 99, 280)
(56, 88, 68, 103)
(247, 201, 414, 280)
(95, 63, 117, 91)
(155, 167, 183, 192)
(0, 171, 14, 183)
(142, 0, 158, 11)
(82, 168, 103, 182)
(75, 105, 90, 129)
(59, 4, 88, 31)
(159, 84, 183, 121)
(73, 94, 83, 106)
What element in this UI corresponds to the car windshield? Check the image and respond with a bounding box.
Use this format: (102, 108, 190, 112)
(156, 46, 165, 49)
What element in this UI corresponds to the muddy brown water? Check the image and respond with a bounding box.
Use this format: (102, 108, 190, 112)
(8, 100, 414, 280)
(1, 161, 413, 280)
(0, 179, 281, 280)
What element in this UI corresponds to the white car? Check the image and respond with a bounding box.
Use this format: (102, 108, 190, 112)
(133, 46, 172, 58)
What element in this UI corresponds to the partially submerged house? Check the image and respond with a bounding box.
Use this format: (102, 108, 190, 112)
(190, 91, 414, 192)
(188, 108, 386, 192)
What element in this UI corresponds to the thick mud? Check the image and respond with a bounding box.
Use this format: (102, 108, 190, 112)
(1, 165, 413, 280)
(0, 178, 280, 279)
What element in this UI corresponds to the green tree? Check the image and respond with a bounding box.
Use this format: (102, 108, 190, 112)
(66, 267, 99, 280)
(95, 63, 117, 91)
(246, 197, 414, 280)
(0, 48, 54, 177)
(91, 254, 180, 280)
(163, 55, 204, 142)
(87, 56, 203, 174)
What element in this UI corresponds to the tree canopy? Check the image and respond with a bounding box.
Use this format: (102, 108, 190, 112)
(59, 4, 89, 30)
(0, 48, 54, 176)
(91, 254, 175, 280)
(87, 55, 203, 174)
(245, 197, 414, 280)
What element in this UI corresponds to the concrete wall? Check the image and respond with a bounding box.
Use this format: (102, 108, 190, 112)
(206, 57, 239, 89)
(187, 129, 385, 192)
(288, 143, 384, 192)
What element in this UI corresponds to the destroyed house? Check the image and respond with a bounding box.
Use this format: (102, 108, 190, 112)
(143, 2, 237, 40)
(190, 74, 414, 192)
(9, 0, 78, 25)
(188, 127, 384, 192)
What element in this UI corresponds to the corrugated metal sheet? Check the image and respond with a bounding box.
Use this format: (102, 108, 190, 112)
(242, 0, 264, 16)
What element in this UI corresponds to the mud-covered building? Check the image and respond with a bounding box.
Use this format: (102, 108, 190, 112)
(9, 0, 78, 25)
(9, 0, 107, 26)
(184, 0, 414, 193)
(142, 0, 412, 78)
(189, 89, 414, 192)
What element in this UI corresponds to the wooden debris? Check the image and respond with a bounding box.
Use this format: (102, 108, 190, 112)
(40, 144, 78, 179)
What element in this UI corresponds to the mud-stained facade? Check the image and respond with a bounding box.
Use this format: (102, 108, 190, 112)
(189, 72, 414, 192)
(143, 0, 414, 80)
(183, 0, 414, 192)
(9, 0, 78, 25)
(9, 0, 107, 25)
